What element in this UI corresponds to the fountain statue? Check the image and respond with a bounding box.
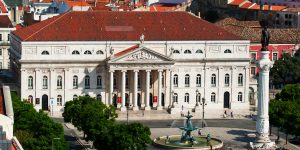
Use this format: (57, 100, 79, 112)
(179, 111, 198, 144)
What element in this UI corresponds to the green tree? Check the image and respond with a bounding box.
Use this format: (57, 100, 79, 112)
(270, 54, 300, 89)
(11, 92, 68, 150)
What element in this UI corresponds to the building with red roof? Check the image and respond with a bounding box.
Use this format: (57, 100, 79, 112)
(10, 11, 253, 117)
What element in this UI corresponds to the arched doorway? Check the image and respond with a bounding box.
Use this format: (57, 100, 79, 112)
(249, 87, 255, 105)
(150, 93, 153, 108)
(113, 94, 117, 107)
(42, 94, 48, 110)
(224, 92, 230, 108)
(125, 93, 129, 107)
(161, 93, 165, 107)
(137, 93, 141, 107)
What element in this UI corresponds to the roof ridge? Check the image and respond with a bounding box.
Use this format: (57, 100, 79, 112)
(24, 11, 71, 41)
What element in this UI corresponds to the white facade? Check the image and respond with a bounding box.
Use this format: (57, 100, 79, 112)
(10, 37, 252, 116)
(257, 0, 300, 8)
(0, 24, 15, 70)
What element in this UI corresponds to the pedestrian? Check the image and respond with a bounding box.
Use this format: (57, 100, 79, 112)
(198, 129, 202, 136)
(224, 110, 227, 115)
(231, 111, 234, 118)
(142, 110, 144, 117)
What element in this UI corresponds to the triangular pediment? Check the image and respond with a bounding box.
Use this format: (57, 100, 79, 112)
(109, 46, 174, 64)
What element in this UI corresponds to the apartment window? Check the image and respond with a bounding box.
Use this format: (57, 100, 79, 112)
(238, 92, 243, 102)
(196, 74, 201, 87)
(97, 94, 102, 102)
(85, 75, 90, 89)
(72, 50, 80, 55)
(7, 34, 10, 41)
(211, 92, 216, 103)
(184, 49, 192, 54)
(185, 74, 190, 87)
(57, 75, 62, 89)
(196, 93, 201, 102)
(211, 74, 216, 87)
(28, 76, 33, 89)
(0, 49, 2, 55)
(73, 75, 78, 89)
(97, 75, 102, 89)
(0, 62, 2, 69)
(173, 93, 178, 103)
(173, 50, 180, 54)
(41, 51, 49, 55)
(96, 50, 104, 54)
(184, 93, 189, 103)
(272, 53, 278, 61)
(224, 49, 232, 53)
(42, 76, 48, 89)
(225, 74, 230, 87)
(238, 74, 243, 86)
(195, 49, 203, 53)
(251, 53, 256, 62)
(251, 67, 256, 76)
(0, 34, 2, 41)
(57, 95, 62, 106)
(73, 95, 78, 100)
(84, 50, 92, 55)
(173, 74, 178, 87)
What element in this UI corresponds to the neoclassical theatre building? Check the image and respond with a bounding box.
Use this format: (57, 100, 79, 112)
(10, 11, 253, 116)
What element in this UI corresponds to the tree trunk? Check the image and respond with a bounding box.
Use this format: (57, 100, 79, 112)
(286, 133, 288, 144)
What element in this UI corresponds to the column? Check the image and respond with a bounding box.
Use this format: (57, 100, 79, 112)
(120, 70, 127, 111)
(109, 71, 114, 106)
(145, 70, 151, 110)
(133, 70, 139, 111)
(157, 70, 163, 110)
(165, 69, 171, 108)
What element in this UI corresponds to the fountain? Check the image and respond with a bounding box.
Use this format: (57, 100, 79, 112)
(153, 111, 223, 149)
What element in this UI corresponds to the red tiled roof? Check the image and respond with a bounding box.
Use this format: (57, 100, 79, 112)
(240, 2, 253, 9)
(65, 0, 91, 7)
(114, 44, 139, 57)
(0, 15, 13, 28)
(271, 5, 287, 11)
(249, 3, 260, 9)
(229, 0, 245, 5)
(0, 0, 8, 13)
(13, 11, 244, 41)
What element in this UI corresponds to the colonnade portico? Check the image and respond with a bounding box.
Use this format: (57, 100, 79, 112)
(108, 69, 168, 111)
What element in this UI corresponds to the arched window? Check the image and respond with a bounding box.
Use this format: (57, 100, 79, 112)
(238, 73, 243, 86)
(28, 76, 33, 89)
(173, 74, 178, 87)
(42, 76, 48, 89)
(72, 50, 80, 55)
(173, 93, 178, 103)
(57, 95, 62, 106)
(184, 93, 189, 103)
(185, 74, 190, 87)
(97, 94, 102, 101)
(57, 75, 62, 89)
(97, 75, 102, 89)
(173, 50, 180, 54)
(28, 95, 33, 103)
(211, 92, 216, 102)
(196, 93, 201, 103)
(184, 49, 192, 54)
(196, 74, 201, 87)
(211, 74, 216, 87)
(85, 75, 90, 89)
(196, 49, 203, 53)
(238, 92, 243, 102)
(84, 50, 92, 55)
(73, 95, 78, 100)
(41, 51, 49, 55)
(73, 75, 78, 89)
(224, 49, 232, 53)
(225, 74, 230, 87)
(96, 50, 104, 54)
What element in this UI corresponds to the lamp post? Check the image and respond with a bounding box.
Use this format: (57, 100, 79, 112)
(196, 89, 199, 107)
(52, 138, 60, 150)
(200, 98, 206, 128)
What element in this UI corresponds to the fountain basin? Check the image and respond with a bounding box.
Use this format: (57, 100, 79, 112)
(153, 135, 223, 150)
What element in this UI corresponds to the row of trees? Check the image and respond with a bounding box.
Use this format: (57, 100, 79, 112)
(269, 84, 300, 143)
(11, 92, 69, 149)
(63, 96, 151, 150)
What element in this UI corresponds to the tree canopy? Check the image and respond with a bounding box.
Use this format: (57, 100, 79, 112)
(63, 96, 151, 150)
(270, 53, 300, 89)
(11, 92, 68, 150)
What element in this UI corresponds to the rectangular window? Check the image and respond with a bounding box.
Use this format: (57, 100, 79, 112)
(57, 97, 62, 106)
(225, 75, 229, 87)
(211, 75, 216, 87)
(7, 34, 10, 41)
(0, 62, 2, 70)
(0, 49, 2, 55)
(251, 52, 256, 63)
(0, 34, 2, 41)
(272, 53, 278, 61)
(97, 76, 102, 89)
(251, 67, 256, 76)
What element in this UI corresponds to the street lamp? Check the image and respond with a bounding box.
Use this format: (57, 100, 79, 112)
(196, 89, 199, 107)
(200, 98, 207, 128)
(52, 138, 60, 150)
